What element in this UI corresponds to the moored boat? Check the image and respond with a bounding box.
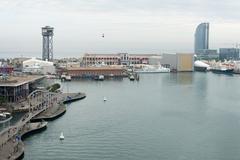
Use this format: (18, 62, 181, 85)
(135, 65, 170, 73)
(129, 74, 135, 81)
(94, 75, 104, 81)
(61, 75, 71, 81)
(233, 61, 240, 74)
(98, 75, 104, 81)
(210, 63, 233, 74)
(211, 68, 234, 74)
(210, 61, 234, 74)
(194, 60, 209, 72)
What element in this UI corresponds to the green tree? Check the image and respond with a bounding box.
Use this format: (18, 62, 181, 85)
(49, 83, 61, 92)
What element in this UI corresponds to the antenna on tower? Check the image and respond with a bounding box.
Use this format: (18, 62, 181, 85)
(42, 26, 54, 62)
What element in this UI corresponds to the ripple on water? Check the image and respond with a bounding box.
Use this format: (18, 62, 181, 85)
(24, 74, 240, 160)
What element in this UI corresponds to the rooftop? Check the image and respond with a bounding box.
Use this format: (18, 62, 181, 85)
(67, 66, 124, 71)
(84, 53, 160, 57)
(0, 75, 45, 87)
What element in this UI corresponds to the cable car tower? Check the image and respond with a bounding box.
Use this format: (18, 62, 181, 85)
(42, 26, 54, 61)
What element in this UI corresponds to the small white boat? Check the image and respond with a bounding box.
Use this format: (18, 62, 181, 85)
(59, 132, 64, 140)
(103, 97, 107, 102)
(61, 75, 71, 81)
(129, 75, 135, 81)
(98, 75, 104, 81)
(65, 75, 72, 81)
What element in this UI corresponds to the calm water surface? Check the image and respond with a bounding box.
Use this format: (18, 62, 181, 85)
(24, 72, 240, 160)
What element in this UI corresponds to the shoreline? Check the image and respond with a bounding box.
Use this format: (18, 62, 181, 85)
(0, 92, 86, 160)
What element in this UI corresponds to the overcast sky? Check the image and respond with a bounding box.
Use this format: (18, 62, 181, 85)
(1, 0, 240, 58)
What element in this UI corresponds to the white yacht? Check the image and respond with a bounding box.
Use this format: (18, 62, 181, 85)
(135, 65, 170, 73)
(194, 60, 210, 72)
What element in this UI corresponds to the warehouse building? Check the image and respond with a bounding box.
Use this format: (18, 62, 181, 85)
(23, 58, 55, 75)
(160, 53, 194, 72)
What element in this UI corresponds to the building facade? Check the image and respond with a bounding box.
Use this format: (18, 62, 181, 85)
(219, 48, 240, 61)
(194, 23, 209, 54)
(23, 58, 55, 75)
(160, 53, 194, 72)
(196, 49, 218, 60)
(176, 53, 194, 72)
(82, 53, 160, 66)
(82, 54, 120, 66)
(67, 67, 125, 78)
(0, 75, 45, 102)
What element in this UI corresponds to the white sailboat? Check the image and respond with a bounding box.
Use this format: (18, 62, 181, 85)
(103, 97, 107, 102)
(59, 132, 64, 140)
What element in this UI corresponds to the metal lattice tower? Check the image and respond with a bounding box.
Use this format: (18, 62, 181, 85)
(42, 26, 54, 61)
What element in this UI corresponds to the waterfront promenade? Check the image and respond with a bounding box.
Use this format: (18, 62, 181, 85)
(0, 90, 59, 159)
(0, 112, 43, 159)
(0, 90, 86, 159)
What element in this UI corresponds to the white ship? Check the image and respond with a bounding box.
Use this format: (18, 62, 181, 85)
(135, 65, 170, 73)
(194, 60, 210, 72)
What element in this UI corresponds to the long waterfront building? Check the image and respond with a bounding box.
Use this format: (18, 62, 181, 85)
(67, 67, 125, 78)
(81, 53, 161, 66)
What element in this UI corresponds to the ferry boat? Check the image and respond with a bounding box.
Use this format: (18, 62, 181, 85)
(194, 60, 209, 72)
(135, 65, 170, 73)
(211, 64, 234, 74)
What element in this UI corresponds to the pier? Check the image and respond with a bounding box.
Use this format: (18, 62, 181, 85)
(0, 89, 86, 159)
(0, 89, 62, 159)
(62, 92, 86, 104)
(31, 103, 66, 121)
(0, 74, 87, 159)
(21, 121, 48, 140)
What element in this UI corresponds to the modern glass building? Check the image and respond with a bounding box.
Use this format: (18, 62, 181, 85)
(194, 23, 209, 54)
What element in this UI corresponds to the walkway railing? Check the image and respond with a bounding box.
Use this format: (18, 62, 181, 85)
(0, 90, 59, 147)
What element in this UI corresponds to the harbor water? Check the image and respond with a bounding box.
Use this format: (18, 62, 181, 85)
(24, 72, 240, 160)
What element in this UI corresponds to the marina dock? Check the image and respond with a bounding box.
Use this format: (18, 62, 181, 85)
(21, 121, 48, 140)
(62, 92, 86, 104)
(31, 104, 66, 121)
